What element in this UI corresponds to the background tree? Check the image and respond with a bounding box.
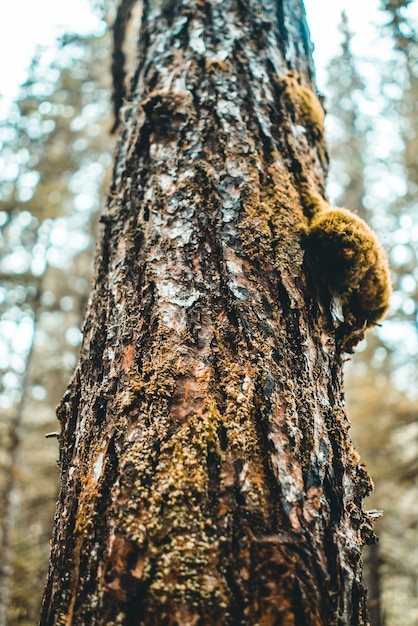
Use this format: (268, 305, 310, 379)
(0, 31, 114, 625)
(325, 12, 369, 217)
(324, 17, 384, 625)
(38, 0, 390, 624)
(324, 5, 418, 625)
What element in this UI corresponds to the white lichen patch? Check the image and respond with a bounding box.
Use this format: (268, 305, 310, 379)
(216, 99, 242, 122)
(157, 280, 199, 308)
(222, 184, 241, 208)
(189, 24, 205, 55)
(221, 207, 237, 223)
(93, 452, 105, 483)
(143, 180, 155, 202)
(171, 14, 188, 38)
(167, 220, 194, 245)
(157, 174, 175, 194)
(237, 462, 251, 493)
(206, 49, 229, 63)
(226, 258, 243, 277)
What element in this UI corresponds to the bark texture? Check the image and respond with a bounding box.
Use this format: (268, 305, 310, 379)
(41, 1, 375, 624)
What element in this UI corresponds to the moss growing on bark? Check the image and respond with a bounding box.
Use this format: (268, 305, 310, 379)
(307, 207, 391, 325)
(275, 71, 325, 136)
(300, 188, 391, 344)
(239, 163, 303, 269)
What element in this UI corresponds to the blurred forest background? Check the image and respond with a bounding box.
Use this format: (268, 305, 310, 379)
(0, 1, 417, 624)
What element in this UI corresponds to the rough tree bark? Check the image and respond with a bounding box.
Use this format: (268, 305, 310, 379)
(40, 1, 381, 624)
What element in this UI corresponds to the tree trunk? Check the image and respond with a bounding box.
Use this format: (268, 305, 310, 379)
(363, 543, 382, 626)
(40, 1, 377, 624)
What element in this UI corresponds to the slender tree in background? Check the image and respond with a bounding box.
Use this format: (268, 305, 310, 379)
(366, 4, 418, 625)
(324, 18, 384, 626)
(0, 33, 113, 625)
(326, 12, 369, 217)
(40, 1, 392, 624)
(325, 6, 418, 626)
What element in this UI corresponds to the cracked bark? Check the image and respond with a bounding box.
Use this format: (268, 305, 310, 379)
(40, 1, 375, 624)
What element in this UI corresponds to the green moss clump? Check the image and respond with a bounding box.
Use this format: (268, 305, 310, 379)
(298, 184, 327, 222)
(274, 71, 328, 171)
(205, 58, 229, 73)
(239, 164, 304, 269)
(275, 72, 325, 137)
(304, 207, 392, 331)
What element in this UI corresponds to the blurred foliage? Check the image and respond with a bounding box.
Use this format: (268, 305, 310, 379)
(326, 12, 368, 216)
(325, 7, 418, 626)
(0, 26, 115, 625)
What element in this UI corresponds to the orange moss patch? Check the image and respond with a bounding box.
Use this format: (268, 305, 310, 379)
(275, 71, 325, 136)
(307, 207, 391, 327)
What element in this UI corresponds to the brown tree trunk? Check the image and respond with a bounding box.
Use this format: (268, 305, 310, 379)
(40, 1, 376, 624)
(363, 543, 382, 626)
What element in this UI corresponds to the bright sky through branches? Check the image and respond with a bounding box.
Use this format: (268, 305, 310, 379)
(0, 0, 394, 106)
(304, 0, 384, 89)
(0, 0, 104, 105)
